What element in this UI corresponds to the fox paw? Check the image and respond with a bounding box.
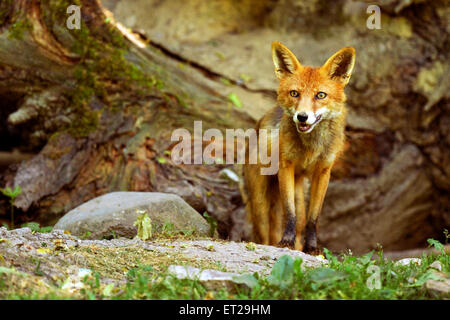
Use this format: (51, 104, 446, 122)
(304, 244, 322, 256)
(278, 237, 295, 249)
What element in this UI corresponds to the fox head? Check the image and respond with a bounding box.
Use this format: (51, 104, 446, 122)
(272, 42, 355, 134)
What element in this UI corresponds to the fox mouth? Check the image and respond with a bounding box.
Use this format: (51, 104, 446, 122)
(295, 115, 322, 133)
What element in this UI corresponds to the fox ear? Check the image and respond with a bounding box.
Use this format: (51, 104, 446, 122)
(272, 42, 301, 80)
(322, 47, 355, 85)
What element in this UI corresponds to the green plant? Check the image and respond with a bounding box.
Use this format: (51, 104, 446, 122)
(160, 222, 176, 237)
(80, 231, 92, 240)
(80, 272, 102, 300)
(133, 212, 152, 241)
(8, 19, 33, 40)
(203, 212, 218, 238)
(443, 229, 449, 244)
(1, 185, 22, 229)
(21, 222, 53, 233)
(33, 259, 44, 277)
(180, 228, 195, 237)
(231, 239, 449, 300)
(428, 238, 445, 254)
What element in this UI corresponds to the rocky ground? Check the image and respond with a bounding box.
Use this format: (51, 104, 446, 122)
(0, 226, 324, 297)
(1, 226, 449, 299)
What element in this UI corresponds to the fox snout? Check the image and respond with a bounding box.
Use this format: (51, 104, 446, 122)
(292, 110, 323, 133)
(294, 111, 317, 125)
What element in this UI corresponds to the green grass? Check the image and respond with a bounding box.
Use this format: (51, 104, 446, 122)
(0, 185, 21, 229)
(1, 239, 448, 300)
(20, 222, 53, 233)
(230, 247, 448, 300)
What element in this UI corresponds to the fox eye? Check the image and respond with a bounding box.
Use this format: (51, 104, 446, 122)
(290, 90, 300, 98)
(316, 92, 327, 99)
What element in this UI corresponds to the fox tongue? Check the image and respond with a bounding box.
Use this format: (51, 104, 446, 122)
(296, 123, 311, 132)
(295, 115, 322, 133)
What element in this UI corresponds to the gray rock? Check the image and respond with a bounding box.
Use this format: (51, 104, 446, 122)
(425, 279, 450, 296)
(395, 258, 421, 266)
(429, 260, 442, 272)
(168, 265, 246, 291)
(54, 192, 214, 239)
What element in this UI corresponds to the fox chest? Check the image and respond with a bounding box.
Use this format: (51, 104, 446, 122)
(280, 141, 323, 171)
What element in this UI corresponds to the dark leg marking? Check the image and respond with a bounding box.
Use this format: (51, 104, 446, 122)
(278, 215, 296, 248)
(304, 221, 320, 254)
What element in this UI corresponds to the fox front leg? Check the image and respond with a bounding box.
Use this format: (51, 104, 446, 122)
(277, 163, 296, 248)
(304, 163, 332, 254)
(295, 175, 306, 251)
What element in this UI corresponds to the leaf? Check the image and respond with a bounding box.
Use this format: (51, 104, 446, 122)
(228, 93, 242, 108)
(102, 283, 115, 297)
(267, 255, 295, 287)
(293, 258, 303, 275)
(245, 242, 257, 251)
(308, 267, 348, 284)
(232, 274, 259, 289)
(323, 248, 338, 265)
(21, 222, 41, 232)
(311, 282, 320, 291)
(133, 212, 152, 241)
(156, 157, 166, 164)
(203, 212, 218, 237)
(80, 231, 91, 239)
(36, 248, 52, 255)
(40, 226, 53, 233)
(0, 185, 22, 199)
(427, 238, 444, 254)
(0, 187, 10, 197)
(357, 251, 374, 265)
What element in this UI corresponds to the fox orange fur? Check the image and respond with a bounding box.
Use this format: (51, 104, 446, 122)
(243, 42, 355, 253)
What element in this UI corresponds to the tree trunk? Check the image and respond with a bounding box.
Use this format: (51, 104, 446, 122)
(0, 0, 448, 254)
(0, 0, 254, 238)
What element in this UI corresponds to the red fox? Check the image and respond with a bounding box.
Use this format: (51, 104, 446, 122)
(243, 42, 355, 254)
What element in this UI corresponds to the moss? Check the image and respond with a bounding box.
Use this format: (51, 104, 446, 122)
(67, 109, 100, 138)
(8, 18, 33, 40)
(42, 0, 164, 137)
(74, 245, 220, 280)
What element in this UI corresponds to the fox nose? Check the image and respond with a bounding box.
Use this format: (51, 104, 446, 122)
(296, 113, 308, 123)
